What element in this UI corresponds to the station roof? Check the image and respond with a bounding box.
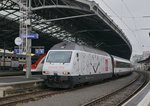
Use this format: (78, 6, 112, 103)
(0, 0, 132, 59)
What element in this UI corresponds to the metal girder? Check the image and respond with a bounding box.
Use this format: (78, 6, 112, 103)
(32, 5, 90, 12)
(34, 13, 96, 24)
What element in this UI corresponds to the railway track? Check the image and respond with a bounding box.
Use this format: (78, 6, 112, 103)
(0, 89, 63, 106)
(81, 71, 148, 106)
(0, 71, 147, 106)
(0, 84, 88, 106)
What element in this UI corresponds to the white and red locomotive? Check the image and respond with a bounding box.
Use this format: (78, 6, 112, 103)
(42, 42, 132, 88)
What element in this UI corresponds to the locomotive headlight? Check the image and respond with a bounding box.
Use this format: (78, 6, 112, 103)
(62, 71, 70, 75)
(43, 71, 49, 74)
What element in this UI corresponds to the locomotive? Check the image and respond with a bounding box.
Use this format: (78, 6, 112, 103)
(23, 54, 46, 74)
(42, 42, 132, 88)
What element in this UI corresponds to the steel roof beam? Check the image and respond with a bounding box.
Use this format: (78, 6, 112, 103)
(31, 5, 90, 12)
(34, 13, 96, 24)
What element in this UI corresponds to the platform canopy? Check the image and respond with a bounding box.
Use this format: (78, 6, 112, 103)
(138, 56, 150, 63)
(0, 0, 132, 59)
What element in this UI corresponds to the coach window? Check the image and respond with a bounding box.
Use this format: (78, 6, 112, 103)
(116, 61, 130, 68)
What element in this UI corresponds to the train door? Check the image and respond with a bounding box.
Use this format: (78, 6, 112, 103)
(110, 55, 115, 76)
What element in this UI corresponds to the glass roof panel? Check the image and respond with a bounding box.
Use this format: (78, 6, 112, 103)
(33, 25, 41, 29)
(7, 13, 18, 18)
(13, 11, 22, 16)
(0, 10, 9, 16)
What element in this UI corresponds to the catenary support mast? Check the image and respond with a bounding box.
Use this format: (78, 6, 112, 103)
(19, 0, 32, 78)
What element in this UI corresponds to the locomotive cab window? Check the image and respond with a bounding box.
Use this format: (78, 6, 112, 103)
(46, 51, 72, 63)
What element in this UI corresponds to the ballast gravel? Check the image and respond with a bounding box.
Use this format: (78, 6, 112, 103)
(20, 72, 138, 106)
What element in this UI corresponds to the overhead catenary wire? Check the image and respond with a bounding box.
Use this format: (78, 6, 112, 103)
(109, 16, 144, 19)
(101, 0, 133, 31)
(101, 0, 144, 51)
(121, 0, 144, 50)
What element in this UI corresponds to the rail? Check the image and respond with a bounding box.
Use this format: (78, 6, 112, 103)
(81, 71, 148, 106)
(0, 89, 63, 106)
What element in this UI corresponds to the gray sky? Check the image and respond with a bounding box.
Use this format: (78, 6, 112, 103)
(94, 0, 150, 55)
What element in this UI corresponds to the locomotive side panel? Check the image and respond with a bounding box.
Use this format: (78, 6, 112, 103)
(72, 50, 113, 75)
(70, 50, 113, 85)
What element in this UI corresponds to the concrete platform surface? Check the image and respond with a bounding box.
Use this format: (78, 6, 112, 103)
(0, 75, 43, 86)
(0, 75, 44, 97)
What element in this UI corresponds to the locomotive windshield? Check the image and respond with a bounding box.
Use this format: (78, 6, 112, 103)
(46, 51, 72, 63)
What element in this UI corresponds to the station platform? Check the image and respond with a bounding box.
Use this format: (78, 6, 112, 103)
(123, 71, 150, 106)
(0, 75, 44, 97)
(0, 71, 24, 77)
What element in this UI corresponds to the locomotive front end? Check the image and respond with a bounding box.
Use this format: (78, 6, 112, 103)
(42, 50, 74, 88)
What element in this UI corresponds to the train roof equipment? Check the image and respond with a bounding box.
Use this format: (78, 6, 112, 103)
(50, 41, 110, 56)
